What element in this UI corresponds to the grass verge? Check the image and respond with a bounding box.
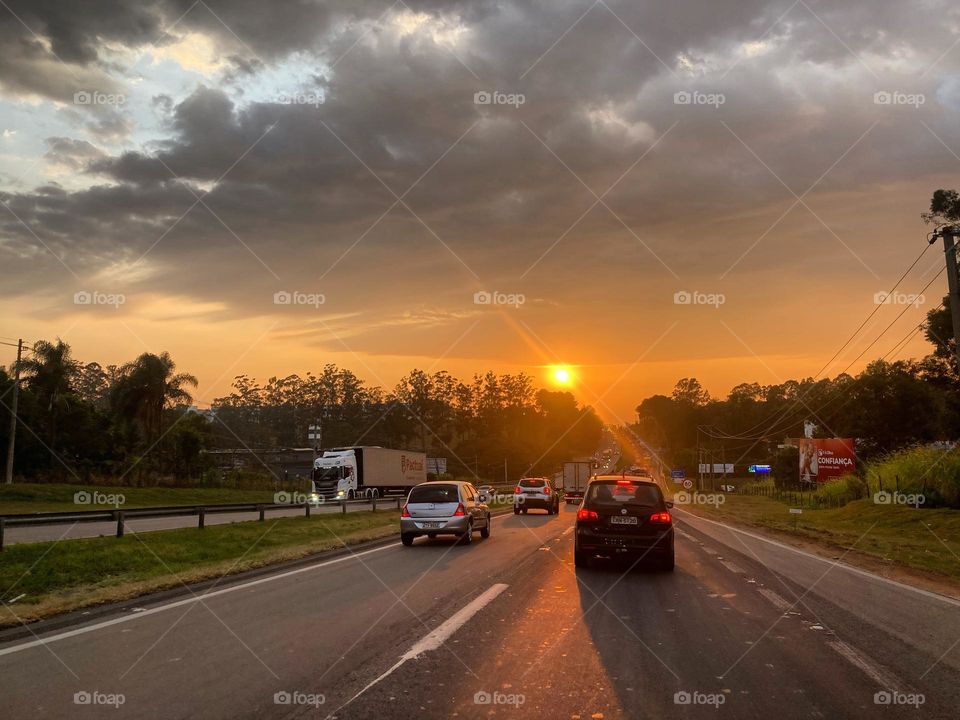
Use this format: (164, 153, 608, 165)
(0, 510, 399, 627)
(0, 483, 281, 514)
(675, 492, 960, 585)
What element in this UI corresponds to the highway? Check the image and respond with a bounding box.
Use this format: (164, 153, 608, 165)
(1, 506, 958, 718)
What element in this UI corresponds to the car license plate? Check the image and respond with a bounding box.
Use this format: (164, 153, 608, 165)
(610, 516, 638, 525)
(421, 521, 442, 528)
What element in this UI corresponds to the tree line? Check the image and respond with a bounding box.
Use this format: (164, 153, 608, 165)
(1, 345, 603, 484)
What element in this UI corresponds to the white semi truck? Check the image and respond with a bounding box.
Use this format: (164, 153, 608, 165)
(562, 459, 593, 503)
(312, 446, 427, 500)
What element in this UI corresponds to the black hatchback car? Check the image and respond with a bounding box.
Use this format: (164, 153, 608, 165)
(574, 476, 674, 571)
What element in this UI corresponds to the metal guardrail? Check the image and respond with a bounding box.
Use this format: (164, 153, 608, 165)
(0, 496, 405, 550)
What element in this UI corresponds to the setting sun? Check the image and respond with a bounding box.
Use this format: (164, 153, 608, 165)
(551, 366, 572, 385)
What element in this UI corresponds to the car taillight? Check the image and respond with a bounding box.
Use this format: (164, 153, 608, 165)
(453, 503, 466, 516)
(577, 508, 599, 521)
(401, 505, 410, 518)
(543, 486, 550, 494)
(514, 486, 522, 494)
(649, 512, 672, 524)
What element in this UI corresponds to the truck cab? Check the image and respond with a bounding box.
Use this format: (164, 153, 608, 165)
(312, 449, 360, 500)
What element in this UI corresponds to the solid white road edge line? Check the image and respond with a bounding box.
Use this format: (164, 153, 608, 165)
(0, 513, 523, 657)
(340, 583, 509, 708)
(674, 508, 960, 607)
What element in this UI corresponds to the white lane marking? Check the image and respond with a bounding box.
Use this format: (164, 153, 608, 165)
(0, 514, 524, 657)
(827, 639, 904, 690)
(674, 509, 960, 608)
(561, 526, 574, 537)
(719, 560, 745, 575)
(757, 587, 792, 611)
(341, 583, 509, 706)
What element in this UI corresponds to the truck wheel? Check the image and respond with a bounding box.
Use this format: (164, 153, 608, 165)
(480, 515, 491, 538)
(401, 533, 414, 546)
(347, 489, 355, 500)
(371, 488, 380, 499)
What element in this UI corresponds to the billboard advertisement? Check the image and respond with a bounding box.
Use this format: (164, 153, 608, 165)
(797, 438, 855, 482)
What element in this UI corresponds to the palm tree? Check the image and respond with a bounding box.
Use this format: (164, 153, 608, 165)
(112, 352, 198, 446)
(15, 338, 80, 454)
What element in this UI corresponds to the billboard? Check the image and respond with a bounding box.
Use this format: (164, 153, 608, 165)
(427, 457, 447, 475)
(796, 438, 855, 482)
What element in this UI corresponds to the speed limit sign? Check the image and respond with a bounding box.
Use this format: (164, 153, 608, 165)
(682, 479, 693, 490)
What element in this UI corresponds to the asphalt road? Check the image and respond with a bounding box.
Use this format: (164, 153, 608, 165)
(3, 500, 404, 545)
(1, 506, 958, 719)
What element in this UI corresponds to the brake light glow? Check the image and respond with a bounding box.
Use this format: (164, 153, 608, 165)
(514, 486, 523, 494)
(577, 508, 599, 521)
(616, 480, 633, 486)
(649, 512, 672, 524)
(453, 503, 466, 516)
(543, 485, 551, 494)
(401, 505, 410, 518)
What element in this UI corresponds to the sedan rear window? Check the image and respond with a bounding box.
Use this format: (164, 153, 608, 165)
(588, 481, 662, 506)
(519, 478, 547, 487)
(408, 484, 460, 503)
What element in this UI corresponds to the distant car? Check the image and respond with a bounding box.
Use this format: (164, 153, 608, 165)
(514, 477, 560, 514)
(401, 481, 491, 546)
(476, 484, 495, 501)
(574, 476, 674, 571)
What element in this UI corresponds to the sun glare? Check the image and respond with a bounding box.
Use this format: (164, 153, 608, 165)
(551, 366, 572, 385)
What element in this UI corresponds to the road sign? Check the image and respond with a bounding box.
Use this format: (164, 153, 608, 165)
(788, 508, 802, 514)
(682, 479, 693, 490)
(670, 469, 685, 478)
(748, 464, 771, 473)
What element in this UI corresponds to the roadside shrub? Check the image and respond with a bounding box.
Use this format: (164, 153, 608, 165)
(811, 476, 867, 506)
(864, 446, 960, 508)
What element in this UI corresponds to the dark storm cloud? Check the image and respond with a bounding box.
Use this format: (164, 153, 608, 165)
(0, 0, 959, 338)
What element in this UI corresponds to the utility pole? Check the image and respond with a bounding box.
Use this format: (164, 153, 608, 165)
(935, 226, 960, 370)
(5, 339, 23, 485)
(504, 458, 508, 485)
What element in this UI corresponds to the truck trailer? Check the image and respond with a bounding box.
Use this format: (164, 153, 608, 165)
(312, 446, 426, 500)
(562, 460, 593, 503)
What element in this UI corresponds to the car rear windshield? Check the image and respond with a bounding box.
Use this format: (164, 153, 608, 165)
(408, 484, 460, 503)
(519, 478, 547, 487)
(587, 481, 662, 506)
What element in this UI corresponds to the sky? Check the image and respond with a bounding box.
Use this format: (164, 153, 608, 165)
(0, 0, 958, 424)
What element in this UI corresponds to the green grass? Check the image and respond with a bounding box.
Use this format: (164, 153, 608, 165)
(677, 492, 960, 582)
(0, 510, 399, 625)
(0, 483, 282, 515)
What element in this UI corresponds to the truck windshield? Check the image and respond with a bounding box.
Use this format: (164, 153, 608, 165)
(314, 467, 340, 481)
